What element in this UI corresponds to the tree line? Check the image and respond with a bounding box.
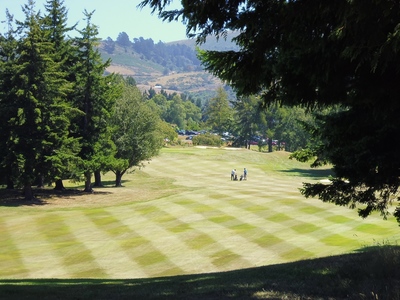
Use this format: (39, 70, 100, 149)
(142, 83, 313, 152)
(202, 87, 313, 151)
(103, 32, 202, 73)
(0, 0, 165, 200)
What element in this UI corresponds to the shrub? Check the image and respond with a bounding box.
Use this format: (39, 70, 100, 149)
(192, 133, 223, 147)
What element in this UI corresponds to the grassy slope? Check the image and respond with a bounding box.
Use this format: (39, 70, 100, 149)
(0, 147, 399, 299)
(99, 44, 223, 96)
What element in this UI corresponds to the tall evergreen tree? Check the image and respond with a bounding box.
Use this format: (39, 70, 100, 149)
(0, 10, 18, 189)
(233, 95, 267, 148)
(5, 0, 73, 199)
(43, 0, 76, 55)
(41, 0, 81, 189)
(71, 10, 118, 192)
(204, 86, 234, 134)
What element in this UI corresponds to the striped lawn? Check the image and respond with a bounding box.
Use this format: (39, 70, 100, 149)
(1, 147, 399, 279)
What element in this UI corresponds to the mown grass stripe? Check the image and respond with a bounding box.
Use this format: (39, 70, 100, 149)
(142, 207, 194, 234)
(0, 218, 29, 277)
(169, 192, 313, 266)
(211, 250, 246, 268)
(355, 223, 388, 235)
(81, 209, 156, 276)
(321, 234, 358, 247)
(252, 233, 285, 248)
(280, 247, 315, 261)
(124, 207, 217, 275)
(184, 232, 216, 250)
(169, 197, 269, 243)
(291, 221, 321, 234)
(157, 197, 266, 270)
(84, 209, 133, 238)
(209, 214, 237, 224)
(267, 212, 294, 223)
(299, 206, 327, 215)
(136, 250, 168, 266)
(326, 215, 354, 224)
(35, 213, 107, 278)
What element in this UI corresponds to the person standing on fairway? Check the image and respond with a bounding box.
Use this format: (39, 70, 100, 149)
(244, 168, 248, 180)
(231, 169, 236, 180)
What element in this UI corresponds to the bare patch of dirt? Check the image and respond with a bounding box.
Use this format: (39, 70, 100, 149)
(106, 65, 137, 76)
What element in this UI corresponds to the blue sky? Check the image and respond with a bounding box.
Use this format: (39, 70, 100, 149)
(0, 0, 188, 42)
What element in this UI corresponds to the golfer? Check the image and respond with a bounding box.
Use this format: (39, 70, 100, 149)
(231, 169, 236, 180)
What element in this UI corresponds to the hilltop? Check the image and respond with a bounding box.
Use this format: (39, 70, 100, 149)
(99, 31, 239, 101)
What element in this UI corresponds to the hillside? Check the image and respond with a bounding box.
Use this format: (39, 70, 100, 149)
(99, 32, 239, 100)
(168, 30, 240, 51)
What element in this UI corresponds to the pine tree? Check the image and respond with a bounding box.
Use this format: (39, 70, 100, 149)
(71, 10, 119, 192)
(5, 0, 73, 199)
(0, 10, 18, 189)
(42, 0, 81, 190)
(204, 86, 234, 134)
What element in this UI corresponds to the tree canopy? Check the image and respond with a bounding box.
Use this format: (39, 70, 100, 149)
(0, 0, 76, 199)
(110, 76, 164, 187)
(204, 86, 234, 134)
(0, 1, 161, 199)
(140, 0, 400, 223)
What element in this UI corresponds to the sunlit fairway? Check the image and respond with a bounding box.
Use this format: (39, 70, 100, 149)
(1, 146, 399, 281)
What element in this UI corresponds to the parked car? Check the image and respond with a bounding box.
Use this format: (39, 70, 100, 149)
(185, 130, 198, 135)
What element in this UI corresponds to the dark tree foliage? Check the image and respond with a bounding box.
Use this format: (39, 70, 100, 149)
(103, 37, 115, 54)
(72, 10, 118, 192)
(0, 2, 136, 197)
(140, 0, 400, 223)
(1, 0, 73, 199)
(0, 10, 19, 189)
(42, 0, 81, 190)
(116, 31, 131, 47)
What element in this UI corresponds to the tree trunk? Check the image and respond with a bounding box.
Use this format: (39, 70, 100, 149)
(54, 179, 65, 191)
(115, 171, 123, 187)
(93, 170, 103, 187)
(84, 171, 93, 193)
(36, 175, 44, 188)
(23, 184, 34, 201)
(6, 177, 14, 190)
(268, 138, 273, 153)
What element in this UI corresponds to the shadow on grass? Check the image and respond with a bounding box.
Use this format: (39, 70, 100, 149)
(91, 179, 130, 187)
(64, 177, 131, 189)
(0, 187, 113, 207)
(1, 245, 399, 299)
(280, 168, 334, 180)
(0, 178, 134, 207)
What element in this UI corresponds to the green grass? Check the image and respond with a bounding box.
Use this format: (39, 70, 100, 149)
(1, 246, 399, 299)
(0, 146, 399, 299)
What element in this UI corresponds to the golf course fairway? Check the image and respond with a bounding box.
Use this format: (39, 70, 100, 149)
(1, 146, 399, 279)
